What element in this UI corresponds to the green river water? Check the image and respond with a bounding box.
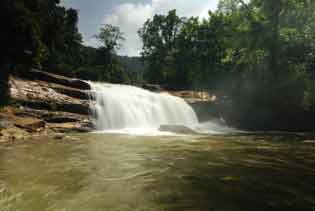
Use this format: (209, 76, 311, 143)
(0, 133, 315, 211)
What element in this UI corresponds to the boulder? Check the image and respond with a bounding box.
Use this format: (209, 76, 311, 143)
(159, 125, 198, 135)
(59, 103, 91, 115)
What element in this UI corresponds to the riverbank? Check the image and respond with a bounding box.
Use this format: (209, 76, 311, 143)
(0, 70, 219, 142)
(3, 69, 313, 143)
(0, 70, 94, 143)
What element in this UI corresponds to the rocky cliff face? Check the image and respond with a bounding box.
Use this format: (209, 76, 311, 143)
(0, 70, 94, 142)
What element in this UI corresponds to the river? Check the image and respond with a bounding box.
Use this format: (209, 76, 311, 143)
(1, 83, 315, 210)
(1, 133, 315, 211)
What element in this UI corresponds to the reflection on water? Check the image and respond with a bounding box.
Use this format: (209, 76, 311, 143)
(0, 134, 315, 211)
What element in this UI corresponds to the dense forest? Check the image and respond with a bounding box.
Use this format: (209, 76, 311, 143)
(0, 0, 143, 106)
(1, 0, 315, 130)
(139, 0, 315, 130)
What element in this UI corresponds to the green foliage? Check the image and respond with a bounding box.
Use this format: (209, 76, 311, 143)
(0, 0, 136, 104)
(116, 56, 145, 85)
(95, 24, 125, 53)
(139, 0, 315, 129)
(138, 10, 184, 85)
(1, 0, 45, 67)
(0, 0, 46, 104)
(74, 27, 132, 84)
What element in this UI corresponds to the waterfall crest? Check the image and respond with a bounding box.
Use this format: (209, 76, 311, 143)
(89, 82, 199, 132)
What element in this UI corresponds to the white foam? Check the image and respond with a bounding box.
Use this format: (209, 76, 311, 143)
(89, 82, 198, 131)
(88, 82, 236, 135)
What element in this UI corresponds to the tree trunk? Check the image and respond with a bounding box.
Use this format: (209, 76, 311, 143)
(270, 1, 281, 82)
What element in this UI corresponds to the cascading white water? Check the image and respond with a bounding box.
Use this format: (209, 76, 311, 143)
(89, 82, 199, 132)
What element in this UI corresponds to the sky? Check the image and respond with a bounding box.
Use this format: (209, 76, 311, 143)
(61, 0, 219, 56)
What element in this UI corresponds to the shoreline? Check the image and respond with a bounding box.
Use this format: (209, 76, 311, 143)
(1, 70, 315, 144)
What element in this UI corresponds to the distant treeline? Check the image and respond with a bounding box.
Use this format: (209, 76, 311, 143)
(138, 0, 315, 130)
(0, 0, 144, 105)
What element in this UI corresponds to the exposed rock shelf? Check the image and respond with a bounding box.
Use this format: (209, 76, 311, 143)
(0, 70, 94, 142)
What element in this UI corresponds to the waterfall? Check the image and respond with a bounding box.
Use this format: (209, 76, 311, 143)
(89, 82, 199, 132)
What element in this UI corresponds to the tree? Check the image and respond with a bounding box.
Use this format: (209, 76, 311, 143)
(0, 0, 45, 105)
(218, 0, 240, 14)
(95, 24, 125, 67)
(91, 24, 131, 83)
(95, 24, 125, 53)
(139, 10, 184, 84)
(137, 1, 315, 129)
(0, 0, 85, 104)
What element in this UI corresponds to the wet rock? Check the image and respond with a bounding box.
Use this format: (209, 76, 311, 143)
(0, 127, 29, 142)
(48, 122, 93, 133)
(0, 120, 13, 129)
(53, 134, 64, 140)
(14, 99, 90, 115)
(167, 90, 214, 103)
(43, 116, 80, 123)
(159, 125, 198, 135)
(59, 103, 90, 115)
(52, 87, 90, 100)
(142, 84, 163, 92)
(24, 69, 91, 90)
(14, 108, 92, 127)
(73, 126, 93, 133)
(189, 101, 220, 122)
(14, 117, 45, 132)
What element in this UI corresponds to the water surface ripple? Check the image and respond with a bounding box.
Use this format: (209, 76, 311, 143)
(0, 134, 315, 211)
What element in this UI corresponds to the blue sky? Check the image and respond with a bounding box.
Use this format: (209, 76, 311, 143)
(61, 0, 219, 56)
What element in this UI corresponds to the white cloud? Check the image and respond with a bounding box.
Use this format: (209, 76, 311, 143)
(103, 0, 219, 56)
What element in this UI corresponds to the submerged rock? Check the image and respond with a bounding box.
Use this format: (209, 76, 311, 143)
(53, 134, 64, 140)
(159, 125, 198, 135)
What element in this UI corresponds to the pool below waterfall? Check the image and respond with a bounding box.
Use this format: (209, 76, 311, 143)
(1, 133, 315, 211)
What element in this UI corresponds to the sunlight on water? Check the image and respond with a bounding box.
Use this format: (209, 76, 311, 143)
(93, 127, 179, 136)
(0, 134, 315, 211)
(193, 121, 239, 134)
